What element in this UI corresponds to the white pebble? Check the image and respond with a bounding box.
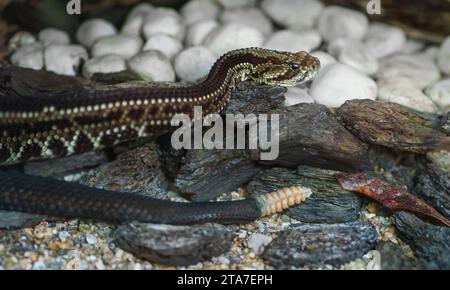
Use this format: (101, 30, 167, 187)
(378, 77, 437, 113)
(44, 44, 88, 76)
(143, 34, 182, 60)
(338, 41, 379, 75)
(174, 46, 216, 82)
(377, 53, 441, 89)
(10, 43, 44, 70)
(203, 23, 264, 57)
(318, 6, 369, 42)
(128, 50, 175, 82)
(220, 7, 273, 36)
(217, 0, 256, 9)
(185, 20, 219, 46)
(401, 39, 426, 54)
(247, 233, 272, 255)
(364, 22, 406, 59)
(261, 0, 323, 29)
(76, 18, 117, 47)
(264, 29, 321, 53)
(310, 51, 336, 69)
(91, 34, 143, 59)
(38, 28, 70, 46)
(310, 63, 377, 107)
(327, 38, 356, 57)
(8, 31, 36, 51)
(438, 36, 450, 75)
(121, 3, 154, 36)
(142, 8, 185, 41)
(180, 0, 220, 25)
(82, 54, 126, 78)
(86, 234, 98, 245)
(424, 78, 450, 109)
(421, 46, 440, 60)
(284, 87, 315, 106)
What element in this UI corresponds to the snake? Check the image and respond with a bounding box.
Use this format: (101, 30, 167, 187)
(0, 47, 320, 225)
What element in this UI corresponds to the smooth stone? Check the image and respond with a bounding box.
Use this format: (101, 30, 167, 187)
(421, 46, 440, 60)
(114, 223, 234, 266)
(127, 50, 175, 82)
(0, 211, 45, 230)
(284, 87, 314, 106)
(424, 78, 450, 109)
(185, 19, 219, 46)
(217, 0, 256, 9)
(392, 212, 450, 270)
(326, 38, 356, 57)
(401, 39, 426, 54)
(338, 40, 379, 75)
(91, 34, 143, 59)
(38, 28, 70, 46)
(247, 167, 362, 223)
(364, 22, 406, 59)
(261, 0, 323, 29)
(438, 36, 450, 75)
(10, 42, 44, 70)
(262, 222, 377, 268)
(76, 18, 117, 47)
(220, 7, 273, 36)
(203, 23, 264, 57)
(180, 0, 220, 25)
(310, 63, 377, 107)
(377, 77, 438, 113)
(247, 233, 273, 255)
(120, 3, 154, 36)
(310, 51, 336, 69)
(7, 31, 36, 51)
(174, 46, 216, 82)
(264, 29, 321, 53)
(143, 34, 182, 60)
(427, 151, 450, 173)
(44, 44, 88, 76)
(142, 7, 185, 41)
(82, 54, 127, 78)
(318, 5, 369, 41)
(377, 53, 441, 89)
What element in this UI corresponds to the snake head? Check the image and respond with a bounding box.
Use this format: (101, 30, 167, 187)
(248, 50, 321, 87)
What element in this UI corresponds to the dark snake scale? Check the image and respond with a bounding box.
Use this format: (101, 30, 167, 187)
(0, 48, 320, 224)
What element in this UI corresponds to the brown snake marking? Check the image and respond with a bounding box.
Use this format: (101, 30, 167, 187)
(0, 47, 320, 166)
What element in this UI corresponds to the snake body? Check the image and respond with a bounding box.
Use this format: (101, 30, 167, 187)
(0, 48, 320, 224)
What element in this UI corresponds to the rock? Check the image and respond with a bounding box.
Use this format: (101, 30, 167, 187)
(174, 46, 216, 82)
(120, 3, 154, 36)
(80, 146, 168, 200)
(261, 0, 323, 29)
(0, 211, 44, 230)
(247, 233, 273, 255)
(247, 167, 362, 223)
(143, 34, 182, 60)
(438, 36, 450, 75)
(10, 43, 44, 70)
(326, 38, 357, 57)
(284, 87, 314, 106)
(377, 53, 441, 89)
(82, 54, 127, 79)
(309, 63, 377, 107)
(392, 212, 450, 270)
(377, 77, 438, 113)
(310, 51, 336, 69)
(180, 0, 220, 25)
(220, 7, 273, 36)
(142, 8, 185, 41)
(217, 0, 256, 9)
(38, 28, 70, 46)
(401, 39, 426, 54)
(7, 31, 36, 51)
(318, 6, 369, 42)
(421, 46, 440, 60)
(44, 44, 88, 76)
(424, 78, 450, 110)
(264, 30, 321, 53)
(76, 18, 117, 47)
(114, 223, 234, 266)
(262, 222, 377, 268)
(185, 20, 219, 46)
(203, 24, 264, 57)
(364, 22, 406, 59)
(338, 40, 379, 75)
(427, 151, 450, 173)
(91, 34, 143, 59)
(127, 50, 175, 82)
(24, 150, 108, 178)
(377, 242, 424, 270)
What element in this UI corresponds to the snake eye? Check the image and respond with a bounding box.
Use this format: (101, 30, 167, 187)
(291, 63, 300, 70)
